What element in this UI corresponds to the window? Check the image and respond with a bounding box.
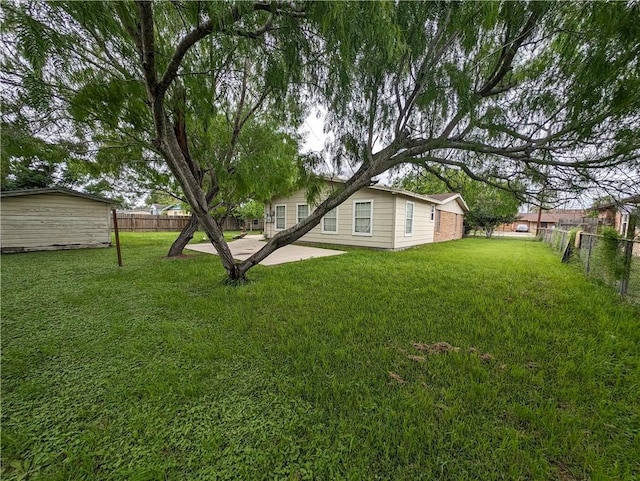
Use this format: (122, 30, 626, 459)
(435, 209, 441, 233)
(297, 204, 309, 224)
(620, 214, 629, 237)
(430, 205, 435, 221)
(405, 201, 414, 235)
(353, 200, 373, 236)
(322, 208, 338, 234)
(275, 205, 286, 230)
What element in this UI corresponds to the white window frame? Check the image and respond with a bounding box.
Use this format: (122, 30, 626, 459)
(296, 203, 309, 224)
(620, 213, 629, 237)
(275, 204, 286, 231)
(321, 207, 339, 234)
(352, 200, 373, 236)
(435, 209, 441, 233)
(430, 205, 435, 221)
(405, 201, 414, 236)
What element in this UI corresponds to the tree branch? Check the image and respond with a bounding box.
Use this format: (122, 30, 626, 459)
(157, 5, 276, 99)
(476, 12, 538, 97)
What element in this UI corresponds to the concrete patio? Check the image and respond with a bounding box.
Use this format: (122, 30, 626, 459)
(185, 235, 346, 266)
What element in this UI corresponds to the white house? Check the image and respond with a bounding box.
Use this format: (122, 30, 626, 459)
(264, 180, 468, 250)
(1, 188, 113, 253)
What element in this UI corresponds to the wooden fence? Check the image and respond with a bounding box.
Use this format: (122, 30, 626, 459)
(112, 214, 192, 232)
(111, 214, 258, 232)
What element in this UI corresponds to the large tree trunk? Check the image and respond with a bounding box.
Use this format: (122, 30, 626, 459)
(167, 215, 199, 257)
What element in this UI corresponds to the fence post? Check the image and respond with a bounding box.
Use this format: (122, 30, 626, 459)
(619, 239, 633, 296)
(585, 234, 593, 275)
(112, 209, 123, 267)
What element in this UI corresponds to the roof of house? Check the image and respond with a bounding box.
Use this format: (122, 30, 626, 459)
(517, 210, 587, 223)
(590, 195, 640, 211)
(161, 203, 184, 212)
(322, 177, 470, 212)
(427, 193, 460, 202)
(0, 187, 114, 204)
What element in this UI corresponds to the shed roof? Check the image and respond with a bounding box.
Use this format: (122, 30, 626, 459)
(1, 187, 114, 204)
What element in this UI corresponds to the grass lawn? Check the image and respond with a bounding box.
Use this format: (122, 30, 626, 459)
(2, 234, 639, 480)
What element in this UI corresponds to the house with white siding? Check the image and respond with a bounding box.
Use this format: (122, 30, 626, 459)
(1, 188, 113, 253)
(264, 180, 468, 249)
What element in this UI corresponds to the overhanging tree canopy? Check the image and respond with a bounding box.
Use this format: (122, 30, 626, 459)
(3, 1, 639, 281)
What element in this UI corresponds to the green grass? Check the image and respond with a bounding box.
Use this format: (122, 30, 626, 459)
(2, 234, 639, 480)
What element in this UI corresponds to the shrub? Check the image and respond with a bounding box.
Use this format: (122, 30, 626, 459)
(594, 227, 625, 281)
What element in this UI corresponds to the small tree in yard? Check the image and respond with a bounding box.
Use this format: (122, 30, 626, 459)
(235, 200, 265, 231)
(4, 1, 639, 282)
(466, 191, 519, 238)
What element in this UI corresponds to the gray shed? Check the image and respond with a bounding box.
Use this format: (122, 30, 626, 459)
(1, 188, 113, 253)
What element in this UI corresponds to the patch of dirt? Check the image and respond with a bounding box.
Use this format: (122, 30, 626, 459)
(388, 371, 407, 384)
(412, 341, 460, 354)
(479, 353, 494, 363)
(406, 355, 425, 362)
(551, 461, 578, 481)
(392, 342, 499, 388)
(525, 361, 539, 370)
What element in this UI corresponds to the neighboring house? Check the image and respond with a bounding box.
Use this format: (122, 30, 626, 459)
(264, 180, 468, 249)
(504, 209, 588, 233)
(1, 188, 112, 253)
(242, 217, 265, 231)
(162, 203, 189, 216)
(148, 203, 164, 215)
(143, 203, 189, 216)
(591, 195, 640, 238)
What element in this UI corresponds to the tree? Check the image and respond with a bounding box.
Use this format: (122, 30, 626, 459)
(4, 1, 639, 282)
(1, 118, 67, 190)
(466, 191, 519, 238)
(3, 1, 306, 259)
(235, 200, 265, 231)
(2, 158, 54, 190)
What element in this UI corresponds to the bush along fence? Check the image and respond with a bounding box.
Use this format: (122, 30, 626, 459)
(538, 227, 640, 303)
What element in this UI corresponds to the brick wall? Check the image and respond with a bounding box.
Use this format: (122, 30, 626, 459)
(434, 211, 464, 242)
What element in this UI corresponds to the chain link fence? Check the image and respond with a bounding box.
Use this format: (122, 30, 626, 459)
(538, 228, 640, 303)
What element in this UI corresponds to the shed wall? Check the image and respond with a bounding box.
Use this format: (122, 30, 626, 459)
(1, 193, 111, 252)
